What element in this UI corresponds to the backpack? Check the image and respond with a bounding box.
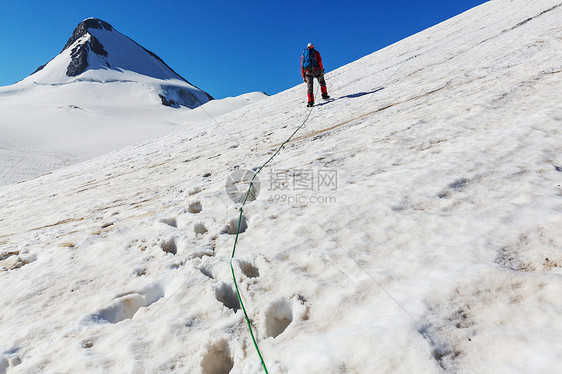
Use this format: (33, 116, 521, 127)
(302, 48, 319, 71)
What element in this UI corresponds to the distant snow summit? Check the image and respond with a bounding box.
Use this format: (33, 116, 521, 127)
(25, 17, 213, 108)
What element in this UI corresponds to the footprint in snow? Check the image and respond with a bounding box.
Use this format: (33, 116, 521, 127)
(188, 186, 203, 196)
(194, 222, 208, 234)
(200, 340, 233, 374)
(160, 237, 177, 255)
(238, 260, 259, 278)
(88, 283, 165, 324)
(0, 348, 22, 373)
(0, 251, 37, 272)
(188, 200, 203, 214)
(438, 178, 470, 198)
(222, 215, 248, 235)
(265, 299, 294, 338)
(214, 282, 240, 312)
(160, 217, 177, 227)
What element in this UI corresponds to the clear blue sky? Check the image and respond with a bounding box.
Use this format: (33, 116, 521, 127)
(0, 0, 488, 99)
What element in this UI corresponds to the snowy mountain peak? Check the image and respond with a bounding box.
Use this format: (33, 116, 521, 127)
(61, 18, 112, 77)
(62, 18, 114, 53)
(61, 17, 114, 60)
(24, 17, 213, 107)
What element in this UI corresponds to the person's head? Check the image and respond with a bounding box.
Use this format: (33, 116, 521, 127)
(307, 42, 314, 49)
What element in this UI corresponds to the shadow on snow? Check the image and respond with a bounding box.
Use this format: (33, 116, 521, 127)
(314, 87, 385, 107)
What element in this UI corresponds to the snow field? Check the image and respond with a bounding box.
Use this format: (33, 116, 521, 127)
(0, 86, 267, 186)
(0, 17, 268, 187)
(1, 0, 562, 373)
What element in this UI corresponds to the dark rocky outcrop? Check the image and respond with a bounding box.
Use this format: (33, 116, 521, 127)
(89, 36, 108, 57)
(62, 19, 110, 77)
(158, 94, 177, 107)
(62, 18, 113, 52)
(66, 35, 108, 77)
(66, 43, 89, 77)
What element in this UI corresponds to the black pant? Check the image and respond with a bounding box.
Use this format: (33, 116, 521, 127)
(305, 69, 327, 95)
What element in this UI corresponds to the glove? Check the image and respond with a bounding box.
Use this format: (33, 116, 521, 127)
(303, 78, 307, 82)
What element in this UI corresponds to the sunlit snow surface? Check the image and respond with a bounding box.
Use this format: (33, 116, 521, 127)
(0, 18, 262, 187)
(1, 0, 562, 373)
(0, 88, 266, 186)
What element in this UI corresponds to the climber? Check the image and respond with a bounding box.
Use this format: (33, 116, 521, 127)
(301, 42, 330, 107)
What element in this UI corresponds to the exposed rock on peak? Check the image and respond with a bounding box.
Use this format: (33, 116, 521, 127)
(63, 18, 114, 52)
(25, 17, 213, 107)
(67, 36, 109, 77)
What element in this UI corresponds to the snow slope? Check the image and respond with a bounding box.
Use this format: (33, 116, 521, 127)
(1, 0, 561, 373)
(0, 17, 267, 186)
(0, 18, 266, 185)
(0, 87, 266, 186)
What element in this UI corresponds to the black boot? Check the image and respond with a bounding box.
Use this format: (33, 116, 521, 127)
(307, 101, 314, 107)
(322, 93, 330, 100)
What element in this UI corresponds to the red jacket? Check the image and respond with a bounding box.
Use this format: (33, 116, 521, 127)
(301, 48, 324, 79)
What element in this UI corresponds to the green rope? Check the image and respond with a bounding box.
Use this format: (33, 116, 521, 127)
(229, 83, 321, 373)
